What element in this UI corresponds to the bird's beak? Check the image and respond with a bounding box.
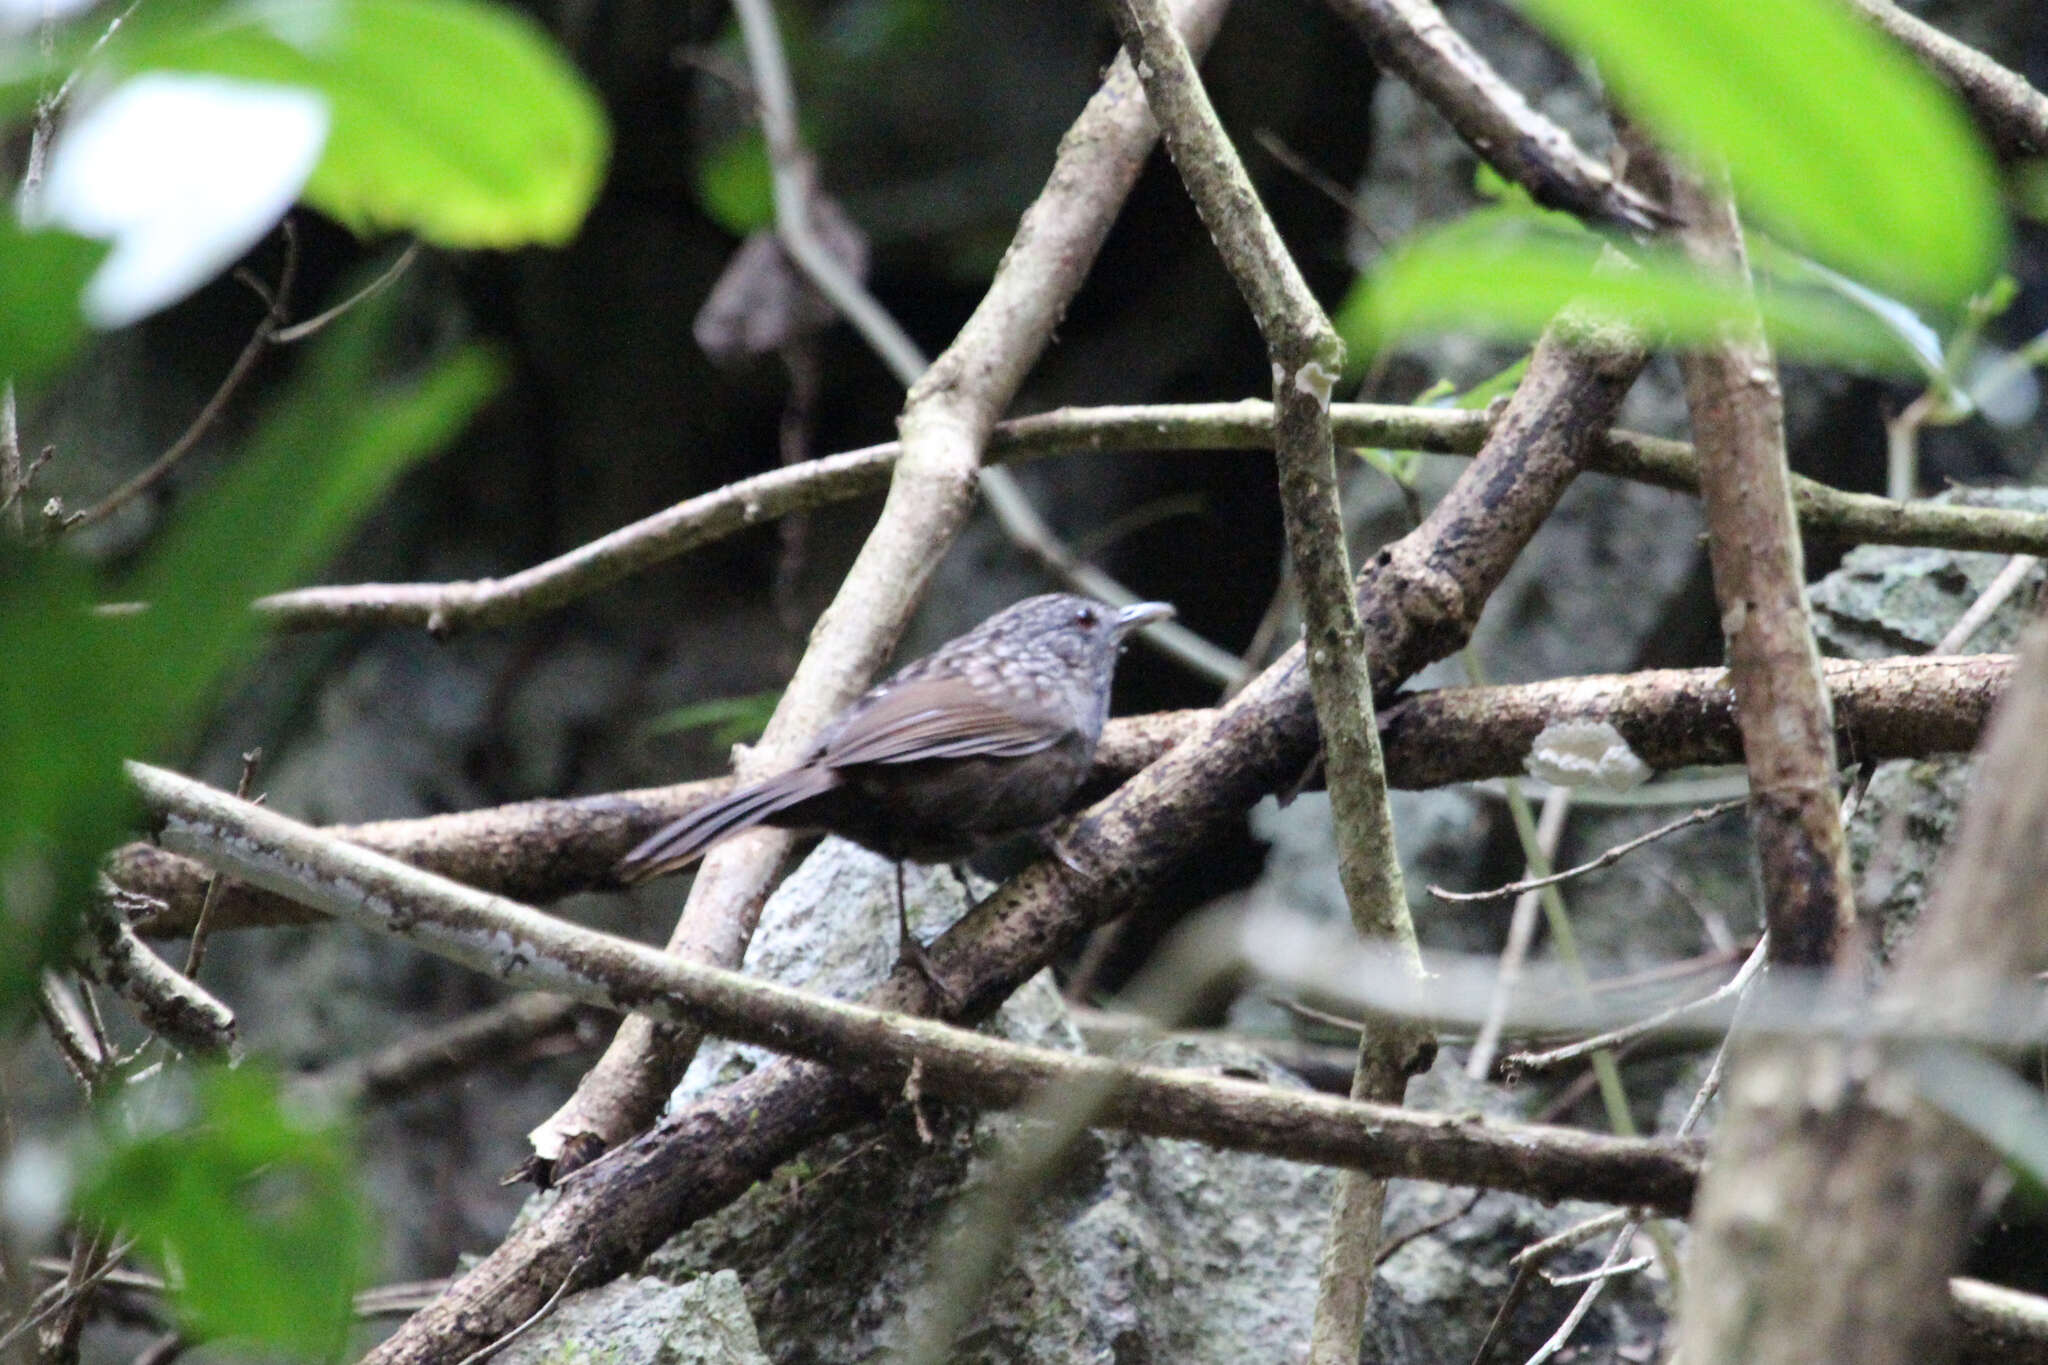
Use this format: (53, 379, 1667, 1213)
(1115, 601, 1176, 634)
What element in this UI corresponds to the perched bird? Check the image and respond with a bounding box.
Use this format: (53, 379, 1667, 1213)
(618, 593, 1173, 973)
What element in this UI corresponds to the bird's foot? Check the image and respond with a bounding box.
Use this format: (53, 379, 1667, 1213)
(1045, 822, 1089, 878)
(896, 930, 965, 1014)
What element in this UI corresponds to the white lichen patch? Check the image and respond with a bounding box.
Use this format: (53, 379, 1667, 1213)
(1292, 360, 1338, 411)
(1524, 719, 1653, 793)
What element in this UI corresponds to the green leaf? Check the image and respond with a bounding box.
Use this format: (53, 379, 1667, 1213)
(79, 1066, 370, 1358)
(0, 553, 142, 1016)
(1339, 209, 1924, 372)
(1514, 0, 2002, 307)
(0, 219, 107, 391)
(124, 0, 609, 246)
(696, 128, 775, 236)
(643, 688, 783, 749)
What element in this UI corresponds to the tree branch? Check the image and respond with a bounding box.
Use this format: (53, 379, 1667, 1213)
(1661, 155, 1856, 967)
(126, 759, 1700, 1211)
(1104, 0, 1433, 1351)
(1842, 0, 2048, 162)
(106, 653, 2007, 939)
(1324, 0, 1666, 229)
(248, 403, 2048, 633)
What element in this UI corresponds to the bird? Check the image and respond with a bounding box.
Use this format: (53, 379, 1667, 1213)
(618, 593, 1174, 979)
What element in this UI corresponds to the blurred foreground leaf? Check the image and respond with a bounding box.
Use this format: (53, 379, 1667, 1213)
(1516, 0, 2002, 306)
(115, 0, 610, 246)
(1339, 209, 1925, 372)
(0, 288, 498, 1017)
(0, 218, 107, 390)
(79, 1066, 369, 1358)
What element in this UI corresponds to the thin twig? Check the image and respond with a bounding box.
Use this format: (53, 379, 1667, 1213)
(270, 242, 421, 344)
(183, 748, 261, 981)
(1374, 1189, 1485, 1265)
(730, 0, 1236, 684)
(69, 226, 299, 532)
(1434, 798, 1744, 904)
(1542, 1253, 1654, 1289)
(1504, 934, 1770, 1074)
(1466, 785, 1570, 1078)
(1518, 1220, 1643, 1365)
(447, 1257, 585, 1365)
(309, 995, 592, 1107)
(0, 1237, 137, 1358)
(1507, 1209, 1631, 1270)
(249, 403, 2048, 634)
(1935, 554, 2039, 654)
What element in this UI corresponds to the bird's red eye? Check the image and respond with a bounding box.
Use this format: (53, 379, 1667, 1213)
(1074, 608, 1098, 629)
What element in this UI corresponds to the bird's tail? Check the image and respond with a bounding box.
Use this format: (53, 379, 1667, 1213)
(616, 765, 840, 885)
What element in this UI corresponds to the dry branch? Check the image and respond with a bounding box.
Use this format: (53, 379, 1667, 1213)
(249, 403, 2048, 634)
(1325, 0, 1664, 229)
(1662, 159, 1855, 968)
(128, 760, 1700, 1209)
(1843, 0, 2048, 161)
(1105, 0, 1431, 1351)
(107, 652, 2010, 938)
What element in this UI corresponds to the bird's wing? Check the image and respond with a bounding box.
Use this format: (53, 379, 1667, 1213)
(822, 674, 1069, 766)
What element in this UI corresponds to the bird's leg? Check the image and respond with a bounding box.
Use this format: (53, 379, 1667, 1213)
(894, 859, 912, 947)
(893, 861, 962, 1012)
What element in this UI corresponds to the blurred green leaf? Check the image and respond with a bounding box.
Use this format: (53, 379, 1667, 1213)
(0, 288, 498, 1018)
(1449, 355, 1529, 410)
(0, 551, 140, 1016)
(79, 1066, 369, 1358)
(126, 295, 502, 719)
(644, 689, 783, 749)
(1340, 209, 1924, 372)
(696, 128, 776, 236)
(123, 0, 609, 246)
(0, 219, 107, 391)
(1515, 0, 2002, 306)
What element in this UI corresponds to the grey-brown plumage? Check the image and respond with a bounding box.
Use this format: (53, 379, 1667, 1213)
(617, 594, 1173, 885)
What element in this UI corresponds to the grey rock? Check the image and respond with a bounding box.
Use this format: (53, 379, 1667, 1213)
(656, 842, 1338, 1363)
(494, 1271, 769, 1365)
(1811, 488, 2048, 659)
(1817, 489, 2048, 959)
